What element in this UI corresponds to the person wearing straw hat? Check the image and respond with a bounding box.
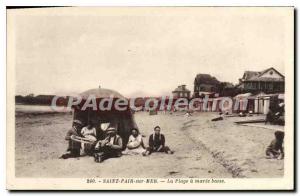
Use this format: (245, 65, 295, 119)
(60, 119, 84, 159)
(94, 127, 123, 163)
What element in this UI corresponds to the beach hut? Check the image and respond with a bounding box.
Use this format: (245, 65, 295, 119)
(254, 93, 284, 115)
(234, 93, 253, 113)
(254, 92, 266, 114)
(72, 88, 138, 149)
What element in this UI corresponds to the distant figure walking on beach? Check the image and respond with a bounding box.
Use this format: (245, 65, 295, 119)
(143, 126, 174, 156)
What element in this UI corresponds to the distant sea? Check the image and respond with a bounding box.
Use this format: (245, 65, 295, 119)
(15, 104, 72, 114)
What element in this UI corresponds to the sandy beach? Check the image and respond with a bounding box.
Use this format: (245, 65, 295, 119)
(15, 110, 284, 178)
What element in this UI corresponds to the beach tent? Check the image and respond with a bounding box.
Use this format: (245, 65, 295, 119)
(234, 92, 252, 98)
(72, 88, 138, 149)
(254, 93, 284, 115)
(233, 93, 253, 112)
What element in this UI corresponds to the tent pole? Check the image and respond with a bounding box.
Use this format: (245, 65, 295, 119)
(88, 107, 90, 124)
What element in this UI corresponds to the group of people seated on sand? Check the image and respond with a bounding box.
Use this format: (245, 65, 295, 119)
(60, 120, 174, 163)
(60, 117, 284, 163)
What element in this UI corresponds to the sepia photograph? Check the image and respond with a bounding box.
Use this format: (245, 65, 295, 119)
(6, 6, 294, 190)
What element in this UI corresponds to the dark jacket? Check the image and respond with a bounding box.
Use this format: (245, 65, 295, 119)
(65, 126, 81, 140)
(149, 133, 165, 149)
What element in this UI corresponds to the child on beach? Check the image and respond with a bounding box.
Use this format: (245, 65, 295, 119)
(266, 131, 284, 159)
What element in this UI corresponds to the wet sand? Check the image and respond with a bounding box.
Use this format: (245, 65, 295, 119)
(15, 111, 283, 178)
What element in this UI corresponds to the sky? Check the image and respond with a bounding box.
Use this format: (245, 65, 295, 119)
(9, 7, 291, 97)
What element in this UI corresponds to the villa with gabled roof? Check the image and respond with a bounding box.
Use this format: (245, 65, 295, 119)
(237, 67, 284, 93)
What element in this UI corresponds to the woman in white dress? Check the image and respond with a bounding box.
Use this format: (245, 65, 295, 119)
(80, 122, 97, 155)
(123, 128, 146, 155)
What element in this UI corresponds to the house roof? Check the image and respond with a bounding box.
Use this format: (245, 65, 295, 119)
(241, 67, 284, 82)
(235, 92, 252, 98)
(242, 71, 260, 80)
(194, 74, 220, 85)
(246, 77, 284, 82)
(257, 67, 285, 78)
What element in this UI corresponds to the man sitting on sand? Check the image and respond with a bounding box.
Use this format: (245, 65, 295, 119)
(143, 126, 174, 156)
(94, 127, 123, 163)
(123, 128, 146, 155)
(266, 131, 284, 160)
(60, 120, 84, 159)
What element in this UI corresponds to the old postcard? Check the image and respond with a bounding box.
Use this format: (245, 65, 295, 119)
(6, 7, 294, 190)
